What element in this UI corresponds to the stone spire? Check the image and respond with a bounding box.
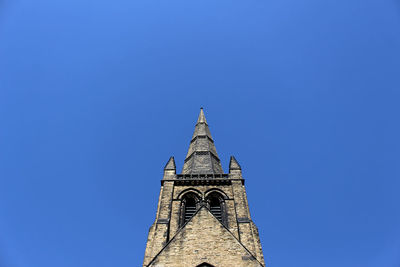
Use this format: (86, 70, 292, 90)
(181, 108, 223, 174)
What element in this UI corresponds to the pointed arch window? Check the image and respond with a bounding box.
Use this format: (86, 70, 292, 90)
(209, 196, 222, 221)
(184, 197, 197, 222)
(206, 192, 227, 226)
(180, 193, 200, 226)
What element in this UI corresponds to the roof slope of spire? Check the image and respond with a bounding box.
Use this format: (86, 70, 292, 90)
(181, 108, 223, 174)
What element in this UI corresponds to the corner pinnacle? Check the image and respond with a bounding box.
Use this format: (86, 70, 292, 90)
(229, 156, 242, 172)
(164, 156, 176, 172)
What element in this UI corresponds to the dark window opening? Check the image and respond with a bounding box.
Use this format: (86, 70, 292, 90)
(197, 264, 215, 267)
(209, 196, 222, 223)
(180, 193, 200, 227)
(184, 197, 197, 223)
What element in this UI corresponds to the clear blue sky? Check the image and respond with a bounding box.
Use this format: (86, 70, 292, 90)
(1, 1, 399, 267)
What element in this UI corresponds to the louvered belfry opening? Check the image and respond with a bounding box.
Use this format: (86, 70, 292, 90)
(209, 196, 223, 223)
(184, 197, 197, 223)
(180, 193, 200, 226)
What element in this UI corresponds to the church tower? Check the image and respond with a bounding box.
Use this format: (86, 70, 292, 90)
(143, 108, 266, 267)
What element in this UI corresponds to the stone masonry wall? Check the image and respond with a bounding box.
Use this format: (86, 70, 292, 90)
(143, 174, 265, 267)
(148, 207, 263, 267)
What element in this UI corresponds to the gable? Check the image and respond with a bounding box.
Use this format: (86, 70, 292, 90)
(147, 206, 263, 267)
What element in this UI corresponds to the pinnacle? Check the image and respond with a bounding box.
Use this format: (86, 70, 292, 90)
(164, 156, 176, 171)
(229, 156, 241, 171)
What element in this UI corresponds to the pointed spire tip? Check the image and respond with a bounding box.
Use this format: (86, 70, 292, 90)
(197, 107, 208, 124)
